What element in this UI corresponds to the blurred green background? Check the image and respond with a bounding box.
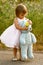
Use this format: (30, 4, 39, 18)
(0, 0, 43, 51)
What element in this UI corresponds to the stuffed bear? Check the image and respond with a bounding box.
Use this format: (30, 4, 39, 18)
(19, 19, 36, 60)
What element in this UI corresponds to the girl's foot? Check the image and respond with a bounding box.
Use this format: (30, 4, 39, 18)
(12, 58, 18, 61)
(12, 57, 21, 61)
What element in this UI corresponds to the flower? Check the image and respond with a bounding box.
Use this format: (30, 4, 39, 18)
(25, 21, 29, 27)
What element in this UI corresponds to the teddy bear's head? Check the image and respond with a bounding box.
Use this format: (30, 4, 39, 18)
(24, 20, 32, 31)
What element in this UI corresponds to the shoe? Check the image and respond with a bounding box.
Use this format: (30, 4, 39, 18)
(12, 58, 18, 61)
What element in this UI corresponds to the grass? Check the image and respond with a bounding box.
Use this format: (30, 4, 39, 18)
(33, 43, 43, 51)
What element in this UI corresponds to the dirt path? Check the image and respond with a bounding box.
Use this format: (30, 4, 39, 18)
(0, 50, 43, 65)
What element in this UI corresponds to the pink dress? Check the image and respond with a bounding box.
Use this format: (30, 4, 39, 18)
(0, 24, 21, 48)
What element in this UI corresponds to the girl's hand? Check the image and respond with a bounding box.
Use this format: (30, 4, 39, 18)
(28, 19, 32, 25)
(24, 26, 28, 30)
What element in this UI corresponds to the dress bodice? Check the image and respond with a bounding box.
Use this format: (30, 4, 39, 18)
(17, 17, 32, 33)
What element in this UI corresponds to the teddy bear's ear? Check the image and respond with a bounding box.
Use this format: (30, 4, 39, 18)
(28, 25, 32, 31)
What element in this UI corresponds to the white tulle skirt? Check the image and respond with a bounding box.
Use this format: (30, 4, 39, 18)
(0, 24, 21, 48)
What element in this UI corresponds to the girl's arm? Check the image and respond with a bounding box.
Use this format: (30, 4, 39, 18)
(25, 18, 32, 25)
(28, 20, 32, 25)
(14, 18, 28, 30)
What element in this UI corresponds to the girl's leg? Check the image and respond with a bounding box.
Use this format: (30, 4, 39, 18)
(13, 47, 17, 58)
(13, 47, 21, 60)
(17, 48, 21, 60)
(12, 47, 17, 61)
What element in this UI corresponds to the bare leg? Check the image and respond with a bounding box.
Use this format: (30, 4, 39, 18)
(12, 47, 17, 61)
(13, 47, 17, 58)
(17, 48, 21, 60)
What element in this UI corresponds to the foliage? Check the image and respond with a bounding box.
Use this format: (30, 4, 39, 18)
(25, 1, 43, 44)
(0, 0, 15, 34)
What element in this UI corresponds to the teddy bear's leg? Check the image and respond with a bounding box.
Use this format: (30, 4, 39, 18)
(27, 44, 34, 59)
(20, 44, 28, 60)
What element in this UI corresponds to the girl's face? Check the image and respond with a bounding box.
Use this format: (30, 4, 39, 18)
(18, 13, 26, 19)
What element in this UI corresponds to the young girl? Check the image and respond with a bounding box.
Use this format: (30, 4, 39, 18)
(14, 4, 36, 61)
(0, 4, 32, 61)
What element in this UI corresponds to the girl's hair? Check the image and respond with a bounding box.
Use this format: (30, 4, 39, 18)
(15, 4, 27, 17)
